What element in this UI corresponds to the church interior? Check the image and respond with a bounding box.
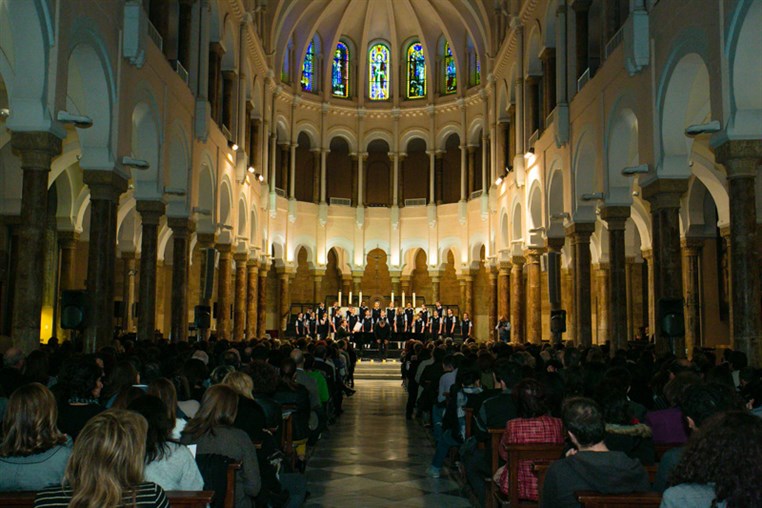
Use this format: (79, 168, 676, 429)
(0, 0, 761, 507)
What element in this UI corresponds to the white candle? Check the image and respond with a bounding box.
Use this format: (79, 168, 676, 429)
(359, 291, 362, 304)
(391, 292, 394, 306)
(413, 292, 416, 307)
(349, 291, 352, 305)
(338, 291, 342, 307)
(402, 291, 406, 307)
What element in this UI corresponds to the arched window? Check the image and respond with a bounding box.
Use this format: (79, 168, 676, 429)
(470, 52, 481, 87)
(406, 42, 426, 99)
(332, 41, 350, 97)
(444, 41, 457, 94)
(368, 43, 390, 100)
(300, 41, 315, 91)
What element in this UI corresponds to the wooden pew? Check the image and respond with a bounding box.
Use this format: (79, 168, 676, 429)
(535, 463, 659, 500)
(224, 462, 242, 508)
(0, 490, 215, 508)
(575, 491, 662, 507)
(654, 442, 681, 462)
(491, 443, 565, 508)
(281, 403, 297, 469)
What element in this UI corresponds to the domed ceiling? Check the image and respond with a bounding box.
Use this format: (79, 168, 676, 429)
(265, 0, 494, 101)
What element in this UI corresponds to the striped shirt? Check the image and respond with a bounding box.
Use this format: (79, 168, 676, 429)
(34, 482, 169, 508)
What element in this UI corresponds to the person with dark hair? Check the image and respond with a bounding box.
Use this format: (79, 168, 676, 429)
(742, 379, 762, 418)
(273, 358, 311, 466)
(497, 379, 564, 501)
(0, 383, 72, 491)
(56, 357, 105, 440)
(128, 395, 203, 492)
(644, 371, 699, 445)
(662, 411, 762, 507)
(540, 397, 650, 508)
(654, 382, 745, 492)
(596, 384, 655, 465)
(102, 360, 140, 408)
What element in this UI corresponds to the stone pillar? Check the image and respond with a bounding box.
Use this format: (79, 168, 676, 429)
(311, 148, 321, 203)
(136, 201, 166, 342)
(246, 259, 259, 339)
(216, 244, 233, 339)
(498, 262, 510, 321)
(526, 249, 543, 344)
(233, 252, 248, 341)
(313, 270, 324, 304)
(121, 252, 137, 332)
(642, 249, 656, 339)
(642, 179, 688, 357)
(83, 171, 127, 352)
(462, 274, 473, 318)
(601, 206, 630, 353)
(547, 237, 565, 312)
(9, 132, 62, 353)
(57, 231, 80, 292)
(625, 257, 636, 341)
(467, 146, 477, 196)
(595, 264, 610, 346)
(431, 274, 441, 306)
(488, 269, 498, 340)
(682, 237, 703, 358)
(168, 218, 193, 342)
(510, 257, 525, 342)
(566, 222, 595, 347)
(715, 140, 761, 366)
(257, 267, 268, 337)
(278, 270, 291, 332)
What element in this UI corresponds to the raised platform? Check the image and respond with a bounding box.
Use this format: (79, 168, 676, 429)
(353, 359, 402, 381)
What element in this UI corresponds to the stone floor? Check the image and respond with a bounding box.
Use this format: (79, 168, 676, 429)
(305, 379, 473, 507)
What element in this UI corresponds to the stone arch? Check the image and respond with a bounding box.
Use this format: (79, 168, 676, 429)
(196, 158, 216, 234)
(511, 199, 523, 245)
(437, 238, 462, 268)
(572, 127, 598, 222)
(326, 127, 357, 153)
(167, 122, 190, 216)
(363, 129, 393, 151)
(291, 241, 316, 268)
(218, 177, 233, 228)
(436, 123, 461, 151)
(500, 210, 510, 250)
(326, 245, 352, 275)
(117, 205, 138, 253)
(237, 195, 248, 238)
(727, 0, 762, 138)
(295, 121, 320, 147)
(52, 166, 76, 227)
(468, 117, 485, 145)
(525, 22, 543, 76)
(130, 99, 162, 200)
(606, 99, 640, 205)
(547, 164, 566, 238)
(400, 128, 429, 151)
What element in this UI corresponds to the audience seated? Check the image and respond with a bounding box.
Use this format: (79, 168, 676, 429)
(54, 356, 104, 440)
(643, 372, 699, 445)
(596, 384, 655, 465)
(180, 384, 261, 508)
(127, 395, 204, 492)
(34, 409, 169, 507)
(0, 383, 72, 491)
(661, 411, 762, 507)
(147, 378, 187, 439)
(540, 397, 650, 508)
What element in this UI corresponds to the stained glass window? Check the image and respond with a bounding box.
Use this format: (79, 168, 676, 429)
(301, 41, 315, 92)
(369, 43, 390, 100)
(473, 53, 481, 86)
(444, 41, 457, 94)
(407, 42, 426, 99)
(332, 41, 349, 97)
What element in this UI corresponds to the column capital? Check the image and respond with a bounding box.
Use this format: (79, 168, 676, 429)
(57, 230, 80, 247)
(246, 257, 259, 268)
(10, 131, 62, 171)
(714, 139, 762, 179)
(196, 232, 216, 247)
(499, 262, 512, 275)
(547, 236, 565, 252)
(312, 269, 326, 278)
(234, 252, 249, 263)
(525, 247, 545, 261)
(599, 205, 631, 230)
(136, 200, 166, 225)
(641, 178, 689, 209)
(216, 243, 233, 253)
(681, 236, 704, 254)
(83, 170, 128, 201)
(641, 248, 653, 261)
(167, 217, 195, 237)
(565, 221, 596, 240)
(511, 255, 526, 266)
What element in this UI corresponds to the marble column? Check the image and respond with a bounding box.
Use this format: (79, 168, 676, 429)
(625, 257, 636, 341)
(311, 148, 321, 204)
(642, 249, 656, 339)
(562, 267, 575, 340)
(233, 252, 248, 341)
(246, 259, 259, 340)
(715, 140, 762, 366)
(83, 171, 127, 352)
(467, 146, 477, 196)
(168, 218, 193, 342)
(547, 237, 565, 313)
(642, 179, 688, 357)
(9, 132, 62, 353)
(510, 257, 525, 343)
(682, 237, 703, 358)
(601, 206, 630, 352)
(566, 222, 595, 347)
(136, 201, 165, 342)
(121, 252, 137, 332)
(463, 274, 473, 318)
(257, 267, 268, 338)
(279, 270, 291, 332)
(526, 249, 543, 344)
(196, 233, 216, 307)
(57, 231, 80, 292)
(595, 264, 610, 346)
(498, 262, 510, 321)
(216, 244, 233, 339)
(488, 269, 498, 341)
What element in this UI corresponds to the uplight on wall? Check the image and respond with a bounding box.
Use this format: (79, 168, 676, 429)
(524, 147, 536, 165)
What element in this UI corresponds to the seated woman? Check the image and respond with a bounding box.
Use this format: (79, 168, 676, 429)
(662, 411, 762, 507)
(498, 378, 564, 501)
(34, 409, 169, 507)
(148, 378, 187, 439)
(101, 360, 140, 408)
(597, 384, 656, 465)
(128, 395, 203, 492)
(181, 385, 261, 508)
(644, 372, 698, 445)
(55, 357, 105, 440)
(0, 383, 72, 491)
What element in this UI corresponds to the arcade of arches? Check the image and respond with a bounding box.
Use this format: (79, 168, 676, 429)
(0, 0, 760, 366)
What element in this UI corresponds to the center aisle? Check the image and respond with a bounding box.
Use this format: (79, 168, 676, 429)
(304, 378, 473, 507)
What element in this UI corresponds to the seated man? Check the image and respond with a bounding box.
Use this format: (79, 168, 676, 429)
(540, 397, 650, 508)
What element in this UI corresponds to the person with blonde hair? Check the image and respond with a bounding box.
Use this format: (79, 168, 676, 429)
(34, 409, 169, 507)
(0, 383, 72, 491)
(181, 384, 260, 508)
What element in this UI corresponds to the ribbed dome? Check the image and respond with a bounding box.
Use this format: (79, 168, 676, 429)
(266, 0, 493, 101)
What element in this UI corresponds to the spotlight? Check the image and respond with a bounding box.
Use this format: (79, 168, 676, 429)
(0, 108, 9, 119)
(247, 166, 256, 174)
(495, 176, 503, 185)
(685, 120, 721, 137)
(57, 111, 93, 129)
(257, 174, 265, 182)
(230, 142, 239, 151)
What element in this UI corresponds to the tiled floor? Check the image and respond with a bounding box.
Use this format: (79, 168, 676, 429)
(305, 379, 473, 507)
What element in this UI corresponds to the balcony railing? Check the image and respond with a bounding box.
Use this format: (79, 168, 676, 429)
(577, 67, 591, 92)
(329, 197, 352, 207)
(469, 190, 483, 200)
(605, 26, 625, 59)
(404, 198, 427, 207)
(527, 129, 539, 150)
(545, 107, 557, 129)
(274, 188, 286, 198)
(173, 60, 189, 85)
(146, 17, 163, 51)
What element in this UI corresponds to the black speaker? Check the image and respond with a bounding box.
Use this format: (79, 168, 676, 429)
(658, 298, 685, 337)
(550, 309, 567, 334)
(114, 301, 125, 319)
(202, 248, 216, 301)
(194, 305, 211, 329)
(61, 290, 88, 330)
(547, 251, 561, 306)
